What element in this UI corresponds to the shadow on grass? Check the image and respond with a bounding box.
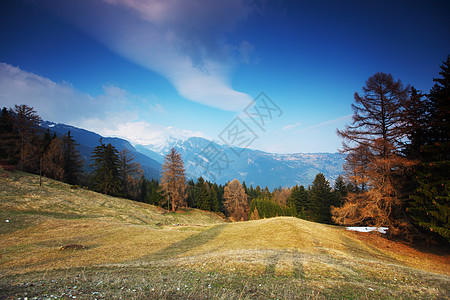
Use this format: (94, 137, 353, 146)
(339, 234, 400, 264)
(263, 249, 305, 278)
(145, 224, 228, 261)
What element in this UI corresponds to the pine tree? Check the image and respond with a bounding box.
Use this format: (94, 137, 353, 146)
(140, 176, 149, 203)
(209, 185, 220, 212)
(0, 107, 19, 165)
(289, 185, 309, 219)
(194, 177, 210, 210)
(90, 139, 122, 196)
(160, 148, 187, 211)
(427, 55, 450, 151)
(401, 87, 430, 159)
(407, 161, 449, 241)
(309, 173, 333, 223)
(404, 56, 450, 242)
(332, 175, 348, 208)
(62, 131, 83, 185)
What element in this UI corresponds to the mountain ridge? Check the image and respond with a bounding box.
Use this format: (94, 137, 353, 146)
(41, 122, 345, 188)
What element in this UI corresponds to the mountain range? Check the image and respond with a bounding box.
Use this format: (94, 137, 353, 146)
(41, 122, 346, 189)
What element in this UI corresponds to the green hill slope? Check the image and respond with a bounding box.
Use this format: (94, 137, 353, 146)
(1, 170, 449, 299)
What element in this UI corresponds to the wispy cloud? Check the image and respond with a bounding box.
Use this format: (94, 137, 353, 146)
(0, 62, 203, 144)
(282, 121, 302, 131)
(297, 115, 352, 132)
(43, 0, 258, 111)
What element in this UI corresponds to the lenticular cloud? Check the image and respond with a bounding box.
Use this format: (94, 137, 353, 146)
(43, 0, 255, 111)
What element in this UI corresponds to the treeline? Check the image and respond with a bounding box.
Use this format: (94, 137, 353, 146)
(0, 106, 145, 201)
(0, 105, 84, 184)
(1, 56, 447, 243)
(158, 147, 348, 222)
(332, 56, 449, 243)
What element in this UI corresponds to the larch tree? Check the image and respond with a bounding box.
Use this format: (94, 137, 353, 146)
(333, 72, 415, 234)
(13, 105, 42, 172)
(223, 179, 248, 221)
(272, 187, 292, 208)
(160, 148, 187, 211)
(42, 137, 65, 181)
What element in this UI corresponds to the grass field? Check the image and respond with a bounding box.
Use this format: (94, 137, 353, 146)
(0, 169, 449, 299)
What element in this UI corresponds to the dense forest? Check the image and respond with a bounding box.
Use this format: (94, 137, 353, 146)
(0, 56, 448, 244)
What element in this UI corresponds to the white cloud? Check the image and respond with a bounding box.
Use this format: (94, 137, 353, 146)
(0, 62, 204, 146)
(42, 0, 257, 111)
(0, 62, 97, 123)
(297, 115, 352, 132)
(98, 121, 208, 150)
(282, 121, 302, 131)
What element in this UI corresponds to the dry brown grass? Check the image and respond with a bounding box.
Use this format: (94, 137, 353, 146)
(1, 169, 449, 299)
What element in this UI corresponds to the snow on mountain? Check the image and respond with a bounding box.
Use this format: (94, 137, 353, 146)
(40, 121, 345, 189)
(136, 136, 345, 189)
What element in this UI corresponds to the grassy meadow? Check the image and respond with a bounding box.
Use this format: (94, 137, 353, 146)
(0, 169, 449, 299)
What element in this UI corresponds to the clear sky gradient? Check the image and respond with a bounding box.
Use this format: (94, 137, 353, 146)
(1, 0, 449, 153)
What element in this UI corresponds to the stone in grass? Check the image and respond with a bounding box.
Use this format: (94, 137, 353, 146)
(59, 244, 87, 251)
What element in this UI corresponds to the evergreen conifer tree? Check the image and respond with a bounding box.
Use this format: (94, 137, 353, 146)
(0, 107, 19, 165)
(309, 173, 333, 223)
(90, 139, 122, 196)
(62, 131, 83, 185)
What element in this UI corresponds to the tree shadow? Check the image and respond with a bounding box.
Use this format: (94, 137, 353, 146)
(263, 249, 304, 278)
(339, 234, 400, 264)
(144, 224, 228, 262)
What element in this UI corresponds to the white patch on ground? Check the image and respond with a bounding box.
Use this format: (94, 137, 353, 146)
(346, 227, 389, 234)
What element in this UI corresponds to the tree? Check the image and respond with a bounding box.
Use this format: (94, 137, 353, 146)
(404, 56, 450, 242)
(209, 185, 220, 212)
(193, 177, 210, 210)
(337, 72, 408, 157)
(90, 139, 122, 196)
(160, 148, 187, 211)
(309, 173, 333, 223)
(0, 107, 19, 165)
(289, 185, 309, 219)
(223, 179, 248, 221)
(13, 105, 42, 170)
(427, 55, 450, 151)
(249, 207, 260, 220)
(42, 137, 64, 181)
(333, 175, 348, 208)
(62, 131, 83, 185)
(401, 87, 430, 159)
(272, 187, 292, 207)
(118, 148, 142, 199)
(334, 73, 414, 233)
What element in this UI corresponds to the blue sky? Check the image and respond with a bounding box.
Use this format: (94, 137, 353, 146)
(0, 0, 449, 153)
